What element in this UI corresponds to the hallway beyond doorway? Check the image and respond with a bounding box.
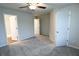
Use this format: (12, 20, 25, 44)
(4, 14, 18, 45)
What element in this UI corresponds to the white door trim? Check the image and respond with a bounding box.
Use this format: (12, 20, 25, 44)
(4, 14, 19, 44)
(66, 10, 71, 46)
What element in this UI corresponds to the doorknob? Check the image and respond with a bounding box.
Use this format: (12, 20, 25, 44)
(56, 31, 59, 33)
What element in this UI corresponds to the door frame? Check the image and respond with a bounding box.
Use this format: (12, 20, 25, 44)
(4, 14, 19, 44)
(66, 10, 71, 46)
(34, 18, 40, 36)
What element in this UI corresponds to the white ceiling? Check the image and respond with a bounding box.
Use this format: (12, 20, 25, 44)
(0, 3, 73, 15)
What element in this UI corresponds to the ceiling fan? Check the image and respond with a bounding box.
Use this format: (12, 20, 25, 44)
(19, 3, 46, 10)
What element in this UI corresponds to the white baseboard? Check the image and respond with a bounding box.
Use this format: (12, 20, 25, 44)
(68, 44, 79, 49)
(0, 43, 7, 47)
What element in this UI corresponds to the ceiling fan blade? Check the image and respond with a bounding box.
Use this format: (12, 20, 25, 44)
(37, 6, 46, 9)
(19, 6, 28, 8)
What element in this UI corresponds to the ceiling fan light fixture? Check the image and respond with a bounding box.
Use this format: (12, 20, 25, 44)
(29, 5, 37, 10)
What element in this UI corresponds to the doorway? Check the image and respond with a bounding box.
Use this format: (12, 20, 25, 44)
(4, 14, 18, 45)
(34, 16, 40, 36)
(55, 8, 70, 46)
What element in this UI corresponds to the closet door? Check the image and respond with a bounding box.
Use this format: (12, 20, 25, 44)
(55, 8, 69, 46)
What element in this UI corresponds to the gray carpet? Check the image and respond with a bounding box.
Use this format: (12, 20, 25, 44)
(0, 35, 79, 56)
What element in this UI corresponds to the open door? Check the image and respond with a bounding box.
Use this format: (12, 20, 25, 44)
(4, 14, 18, 44)
(34, 16, 40, 36)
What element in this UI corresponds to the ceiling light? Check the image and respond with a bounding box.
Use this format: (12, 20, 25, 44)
(29, 5, 37, 10)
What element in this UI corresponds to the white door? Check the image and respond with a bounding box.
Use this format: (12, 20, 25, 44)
(34, 18, 40, 36)
(9, 16, 18, 40)
(4, 14, 18, 41)
(55, 8, 69, 46)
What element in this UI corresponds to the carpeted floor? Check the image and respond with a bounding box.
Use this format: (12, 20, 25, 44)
(0, 35, 79, 56)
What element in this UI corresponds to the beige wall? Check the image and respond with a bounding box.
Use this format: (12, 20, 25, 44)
(49, 11, 56, 45)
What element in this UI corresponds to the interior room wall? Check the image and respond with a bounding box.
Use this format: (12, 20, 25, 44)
(49, 11, 56, 44)
(0, 8, 7, 47)
(40, 13, 50, 36)
(0, 6, 34, 47)
(67, 4, 79, 49)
